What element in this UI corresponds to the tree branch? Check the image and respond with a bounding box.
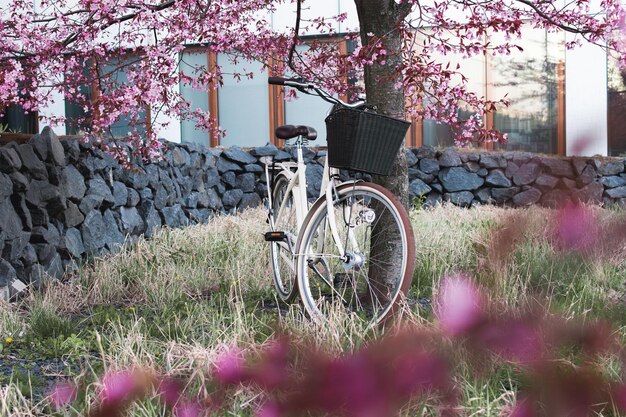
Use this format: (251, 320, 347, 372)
(513, 0, 593, 34)
(287, 0, 302, 73)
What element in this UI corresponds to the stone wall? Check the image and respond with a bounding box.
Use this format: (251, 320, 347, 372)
(1, 128, 626, 296)
(406, 147, 625, 208)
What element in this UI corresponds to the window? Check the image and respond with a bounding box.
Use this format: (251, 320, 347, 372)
(64, 54, 150, 138)
(217, 54, 270, 148)
(180, 49, 212, 146)
(283, 45, 336, 146)
(412, 25, 566, 154)
(99, 55, 149, 137)
(491, 28, 565, 153)
(281, 37, 357, 147)
(421, 42, 486, 148)
(64, 84, 92, 135)
(608, 49, 626, 156)
(0, 104, 38, 134)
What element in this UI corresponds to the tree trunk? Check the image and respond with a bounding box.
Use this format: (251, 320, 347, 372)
(354, 0, 411, 207)
(354, 1, 413, 320)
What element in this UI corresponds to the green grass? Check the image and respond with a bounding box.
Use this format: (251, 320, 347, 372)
(1, 205, 626, 416)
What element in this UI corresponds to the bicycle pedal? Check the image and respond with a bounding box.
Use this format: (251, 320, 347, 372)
(264, 231, 288, 242)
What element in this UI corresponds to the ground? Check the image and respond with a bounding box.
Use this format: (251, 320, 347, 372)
(1, 204, 626, 416)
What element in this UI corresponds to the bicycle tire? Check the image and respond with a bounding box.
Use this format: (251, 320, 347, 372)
(296, 182, 416, 326)
(269, 173, 299, 302)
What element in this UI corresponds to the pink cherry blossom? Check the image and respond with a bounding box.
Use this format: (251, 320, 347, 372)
(214, 347, 248, 385)
(100, 369, 138, 405)
(48, 382, 77, 408)
(436, 274, 483, 336)
(257, 402, 281, 417)
(157, 377, 183, 407)
(552, 202, 599, 253)
(174, 401, 203, 417)
(509, 398, 535, 417)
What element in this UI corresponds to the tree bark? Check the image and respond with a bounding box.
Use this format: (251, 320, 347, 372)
(354, 1, 413, 320)
(354, 0, 411, 207)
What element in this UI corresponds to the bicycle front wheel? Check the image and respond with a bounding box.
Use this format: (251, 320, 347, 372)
(296, 182, 415, 326)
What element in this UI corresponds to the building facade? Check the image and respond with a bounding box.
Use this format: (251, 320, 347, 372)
(0, 0, 619, 157)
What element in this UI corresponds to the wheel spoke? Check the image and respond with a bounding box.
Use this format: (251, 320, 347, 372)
(297, 183, 414, 326)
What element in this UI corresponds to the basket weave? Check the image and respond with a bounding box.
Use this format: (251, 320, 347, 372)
(325, 108, 410, 176)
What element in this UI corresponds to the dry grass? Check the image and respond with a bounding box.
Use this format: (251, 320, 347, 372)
(1, 204, 626, 416)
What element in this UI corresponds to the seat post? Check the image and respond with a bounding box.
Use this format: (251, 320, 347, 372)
(295, 136, 309, 224)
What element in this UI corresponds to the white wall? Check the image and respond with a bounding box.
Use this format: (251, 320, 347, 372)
(37, 88, 67, 133)
(565, 35, 608, 156)
(271, 0, 358, 34)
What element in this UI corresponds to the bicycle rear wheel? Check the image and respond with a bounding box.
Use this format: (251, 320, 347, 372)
(270, 174, 299, 302)
(296, 182, 415, 326)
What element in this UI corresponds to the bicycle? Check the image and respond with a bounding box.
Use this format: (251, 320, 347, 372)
(264, 76, 416, 326)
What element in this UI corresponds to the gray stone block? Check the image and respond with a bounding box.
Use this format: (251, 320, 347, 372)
(485, 169, 512, 188)
(81, 211, 107, 252)
(239, 193, 262, 210)
(512, 188, 542, 206)
(0, 199, 23, 240)
(112, 181, 128, 206)
(18, 144, 47, 180)
(224, 147, 257, 164)
(444, 191, 474, 207)
(236, 173, 256, 193)
(409, 179, 432, 197)
(419, 158, 440, 174)
(120, 206, 145, 235)
(222, 189, 244, 208)
(438, 148, 462, 167)
(60, 228, 85, 258)
(0, 147, 22, 173)
(512, 162, 540, 186)
(62, 165, 87, 200)
(161, 204, 189, 228)
(438, 167, 484, 192)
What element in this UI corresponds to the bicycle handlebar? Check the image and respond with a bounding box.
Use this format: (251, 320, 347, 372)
(268, 76, 365, 109)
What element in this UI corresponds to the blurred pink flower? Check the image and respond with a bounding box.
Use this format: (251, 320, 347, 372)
(215, 347, 248, 384)
(613, 383, 626, 412)
(257, 401, 281, 417)
(253, 339, 289, 388)
(392, 352, 448, 397)
(478, 321, 543, 363)
(436, 274, 483, 336)
(510, 398, 535, 417)
(100, 370, 137, 404)
(48, 382, 76, 408)
(158, 377, 183, 407)
(174, 401, 203, 417)
(553, 202, 598, 253)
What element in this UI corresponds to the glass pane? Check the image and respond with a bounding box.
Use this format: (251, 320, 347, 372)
(100, 55, 148, 137)
(423, 109, 475, 148)
(0, 104, 37, 134)
(284, 45, 337, 146)
(65, 75, 93, 135)
(418, 32, 486, 147)
(217, 54, 269, 147)
(491, 27, 565, 153)
(180, 50, 210, 146)
(608, 49, 626, 156)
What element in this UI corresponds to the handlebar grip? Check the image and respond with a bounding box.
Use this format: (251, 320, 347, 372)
(268, 77, 287, 86)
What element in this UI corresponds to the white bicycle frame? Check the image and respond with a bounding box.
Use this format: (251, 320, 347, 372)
(265, 141, 360, 263)
(265, 78, 367, 267)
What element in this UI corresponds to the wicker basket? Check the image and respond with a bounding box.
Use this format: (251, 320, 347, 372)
(325, 107, 410, 176)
